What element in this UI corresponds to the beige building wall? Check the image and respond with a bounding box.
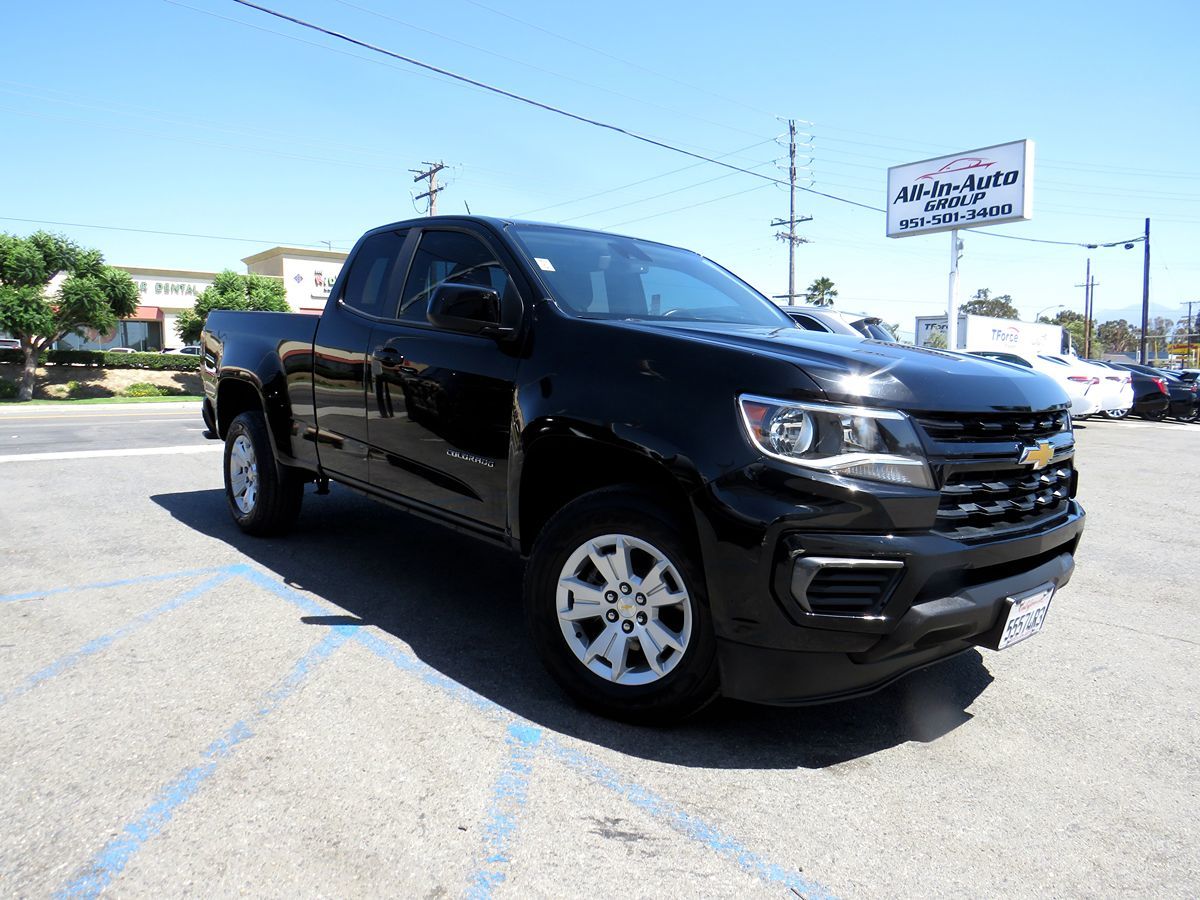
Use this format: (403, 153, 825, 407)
(242, 247, 348, 314)
(119, 267, 218, 346)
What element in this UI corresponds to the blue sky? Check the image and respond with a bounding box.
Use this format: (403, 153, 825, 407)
(4, 0, 1197, 335)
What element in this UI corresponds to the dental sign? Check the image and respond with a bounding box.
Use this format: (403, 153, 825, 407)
(886, 139, 1034, 238)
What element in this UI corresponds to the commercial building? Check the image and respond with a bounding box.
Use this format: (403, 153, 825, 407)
(58, 247, 347, 351)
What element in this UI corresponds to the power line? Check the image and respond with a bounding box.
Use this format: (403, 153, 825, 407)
(224, 1, 878, 215)
(602, 183, 775, 230)
(557, 160, 778, 223)
(512, 138, 777, 218)
(456, 0, 779, 120)
(0, 216, 344, 250)
(328, 0, 766, 140)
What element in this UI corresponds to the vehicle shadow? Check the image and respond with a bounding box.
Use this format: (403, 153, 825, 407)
(152, 486, 994, 770)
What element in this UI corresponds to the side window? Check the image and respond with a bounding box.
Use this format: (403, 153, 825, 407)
(790, 314, 829, 332)
(341, 230, 408, 318)
(398, 230, 512, 324)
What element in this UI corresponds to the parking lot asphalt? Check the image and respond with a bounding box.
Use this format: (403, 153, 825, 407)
(0, 407, 1197, 898)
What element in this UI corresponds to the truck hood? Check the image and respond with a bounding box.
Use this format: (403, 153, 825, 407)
(618, 320, 1071, 414)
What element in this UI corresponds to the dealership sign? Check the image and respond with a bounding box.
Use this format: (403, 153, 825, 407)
(886, 140, 1034, 238)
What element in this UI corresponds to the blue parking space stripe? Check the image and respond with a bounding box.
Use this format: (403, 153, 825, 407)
(229, 567, 839, 898)
(55, 627, 353, 900)
(465, 723, 544, 899)
(0, 572, 234, 708)
(546, 740, 837, 899)
(0, 565, 233, 604)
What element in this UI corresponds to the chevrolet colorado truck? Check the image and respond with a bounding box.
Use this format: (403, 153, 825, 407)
(200, 216, 1084, 722)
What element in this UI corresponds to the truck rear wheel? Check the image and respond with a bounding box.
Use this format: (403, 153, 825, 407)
(223, 410, 304, 536)
(524, 488, 720, 723)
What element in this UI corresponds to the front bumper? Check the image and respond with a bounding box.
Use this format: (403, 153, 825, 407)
(716, 549, 1073, 705)
(692, 461, 1085, 706)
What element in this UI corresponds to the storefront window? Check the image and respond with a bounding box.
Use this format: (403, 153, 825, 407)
(59, 321, 163, 352)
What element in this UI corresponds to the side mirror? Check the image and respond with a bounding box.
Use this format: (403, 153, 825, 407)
(427, 282, 519, 338)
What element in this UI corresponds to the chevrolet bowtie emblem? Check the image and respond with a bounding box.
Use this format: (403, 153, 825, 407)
(1018, 441, 1054, 470)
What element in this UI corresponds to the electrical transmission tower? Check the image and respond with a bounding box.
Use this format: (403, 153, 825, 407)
(410, 161, 447, 216)
(770, 119, 812, 306)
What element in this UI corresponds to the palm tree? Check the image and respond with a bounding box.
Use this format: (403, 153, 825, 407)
(805, 276, 838, 307)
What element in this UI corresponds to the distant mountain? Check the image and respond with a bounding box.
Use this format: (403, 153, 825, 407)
(1092, 303, 1179, 324)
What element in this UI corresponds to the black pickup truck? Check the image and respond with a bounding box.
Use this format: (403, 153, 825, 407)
(201, 216, 1084, 722)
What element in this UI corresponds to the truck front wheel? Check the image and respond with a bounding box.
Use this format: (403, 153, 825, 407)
(223, 410, 304, 536)
(524, 489, 720, 723)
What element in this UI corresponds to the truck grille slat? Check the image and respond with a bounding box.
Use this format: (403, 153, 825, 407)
(914, 410, 1070, 443)
(934, 464, 1073, 539)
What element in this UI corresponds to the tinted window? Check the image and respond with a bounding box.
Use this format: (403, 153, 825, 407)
(342, 230, 408, 317)
(511, 225, 791, 327)
(789, 314, 830, 332)
(856, 320, 897, 341)
(399, 230, 512, 324)
(977, 352, 1031, 368)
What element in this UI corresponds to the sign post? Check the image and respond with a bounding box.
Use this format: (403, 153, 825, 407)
(888, 140, 1035, 351)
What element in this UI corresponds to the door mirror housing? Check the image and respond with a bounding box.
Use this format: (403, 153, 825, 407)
(427, 282, 519, 338)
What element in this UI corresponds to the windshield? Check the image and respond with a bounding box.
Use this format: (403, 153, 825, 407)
(854, 319, 897, 341)
(1038, 355, 1072, 366)
(510, 224, 792, 327)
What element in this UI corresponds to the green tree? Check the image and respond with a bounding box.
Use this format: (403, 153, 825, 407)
(1146, 316, 1175, 361)
(804, 276, 838, 307)
(0, 231, 138, 401)
(924, 330, 948, 349)
(1037, 311, 1092, 355)
(1097, 319, 1136, 354)
(176, 270, 290, 343)
(1043, 309, 1085, 326)
(960, 288, 1020, 319)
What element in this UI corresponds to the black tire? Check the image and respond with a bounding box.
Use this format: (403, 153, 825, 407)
(223, 410, 304, 536)
(524, 487, 720, 724)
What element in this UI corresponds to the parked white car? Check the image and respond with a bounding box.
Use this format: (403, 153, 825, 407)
(969, 350, 1104, 418)
(1072, 358, 1135, 418)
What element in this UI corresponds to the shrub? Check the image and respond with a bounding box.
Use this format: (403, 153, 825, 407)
(123, 382, 170, 397)
(104, 351, 200, 371)
(64, 379, 84, 399)
(0, 348, 45, 365)
(0, 377, 16, 400)
(0, 348, 200, 371)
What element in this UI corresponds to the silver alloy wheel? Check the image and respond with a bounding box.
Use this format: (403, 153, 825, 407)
(1104, 407, 1130, 419)
(229, 434, 259, 515)
(555, 533, 693, 686)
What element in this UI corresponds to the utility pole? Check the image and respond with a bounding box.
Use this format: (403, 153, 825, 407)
(770, 119, 811, 305)
(1139, 217, 1151, 364)
(1075, 259, 1097, 358)
(1184, 300, 1196, 366)
(947, 231, 963, 352)
(411, 160, 446, 216)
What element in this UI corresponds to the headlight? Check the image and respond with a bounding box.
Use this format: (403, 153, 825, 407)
(737, 394, 934, 489)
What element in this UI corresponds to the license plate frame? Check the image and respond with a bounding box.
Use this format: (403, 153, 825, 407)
(997, 583, 1055, 650)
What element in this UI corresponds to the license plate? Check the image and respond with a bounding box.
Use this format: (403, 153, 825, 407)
(997, 583, 1055, 650)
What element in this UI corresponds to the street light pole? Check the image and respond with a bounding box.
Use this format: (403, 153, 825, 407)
(1140, 217, 1151, 364)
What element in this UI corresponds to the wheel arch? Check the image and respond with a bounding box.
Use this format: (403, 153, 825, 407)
(515, 431, 700, 558)
(215, 372, 294, 464)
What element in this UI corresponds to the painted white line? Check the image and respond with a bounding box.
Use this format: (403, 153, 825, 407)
(0, 445, 223, 464)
